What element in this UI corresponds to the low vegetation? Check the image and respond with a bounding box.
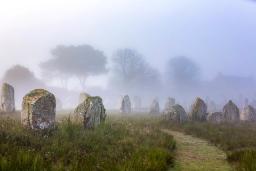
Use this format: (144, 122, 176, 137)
(0, 115, 175, 171)
(161, 121, 256, 171)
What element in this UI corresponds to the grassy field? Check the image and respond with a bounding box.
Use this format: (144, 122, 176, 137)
(161, 121, 256, 171)
(0, 113, 175, 171)
(2, 111, 256, 171)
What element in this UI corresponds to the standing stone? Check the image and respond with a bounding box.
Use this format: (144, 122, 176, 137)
(149, 99, 160, 114)
(0, 83, 15, 112)
(223, 100, 240, 122)
(164, 97, 175, 112)
(79, 92, 90, 104)
(240, 105, 256, 121)
(207, 112, 223, 123)
(190, 97, 208, 121)
(120, 95, 131, 114)
(21, 89, 56, 129)
(164, 104, 188, 123)
(74, 96, 106, 128)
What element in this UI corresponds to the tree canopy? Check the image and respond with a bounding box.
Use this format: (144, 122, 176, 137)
(166, 56, 201, 85)
(40, 45, 108, 89)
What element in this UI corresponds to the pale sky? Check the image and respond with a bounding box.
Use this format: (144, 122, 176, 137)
(0, 0, 256, 88)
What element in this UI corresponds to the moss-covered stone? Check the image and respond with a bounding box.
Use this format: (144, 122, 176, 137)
(223, 100, 240, 122)
(21, 89, 56, 129)
(79, 92, 90, 104)
(190, 97, 208, 121)
(164, 104, 188, 123)
(74, 96, 106, 128)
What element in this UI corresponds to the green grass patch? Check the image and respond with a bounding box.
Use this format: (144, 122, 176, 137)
(0, 115, 175, 171)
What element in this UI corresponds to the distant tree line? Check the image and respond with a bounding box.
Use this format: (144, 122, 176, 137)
(2, 43, 256, 108)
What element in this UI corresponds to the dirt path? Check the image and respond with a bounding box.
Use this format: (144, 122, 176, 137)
(162, 129, 233, 171)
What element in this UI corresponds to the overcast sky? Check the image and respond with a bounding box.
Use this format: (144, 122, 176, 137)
(0, 0, 256, 86)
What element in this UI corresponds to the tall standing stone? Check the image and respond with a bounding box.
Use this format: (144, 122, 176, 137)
(79, 92, 90, 104)
(164, 104, 188, 123)
(223, 100, 240, 122)
(74, 96, 106, 128)
(0, 83, 15, 112)
(120, 95, 131, 114)
(190, 97, 208, 121)
(149, 99, 160, 115)
(21, 89, 56, 129)
(240, 105, 256, 121)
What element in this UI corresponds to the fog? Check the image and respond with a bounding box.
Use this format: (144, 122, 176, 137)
(0, 0, 256, 110)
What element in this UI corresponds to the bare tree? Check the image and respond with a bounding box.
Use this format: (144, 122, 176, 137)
(111, 48, 161, 94)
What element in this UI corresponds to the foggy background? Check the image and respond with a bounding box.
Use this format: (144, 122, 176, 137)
(0, 0, 256, 111)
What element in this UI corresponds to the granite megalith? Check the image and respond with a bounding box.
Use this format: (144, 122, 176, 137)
(149, 99, 160, 115)
(164, 104, 188, 123)
(74, 96, 106, 128)
(79, 92, 90, 104)
(21, 89, 56, 129)
(190, 97, 208, 121)
(120, 95, 131, 114)
(223, 100, 240, 122)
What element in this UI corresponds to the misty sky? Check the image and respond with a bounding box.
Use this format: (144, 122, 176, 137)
(0, 0, 256, 88)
